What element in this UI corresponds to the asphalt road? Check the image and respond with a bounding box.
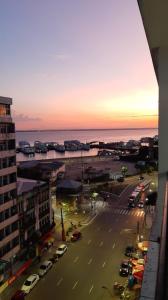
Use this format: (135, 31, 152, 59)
(2, 175, 156, 300)
(25, 209, 145, 300)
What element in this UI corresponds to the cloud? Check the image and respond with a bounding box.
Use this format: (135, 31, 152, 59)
(13, 113, 42, 122)
(129, 114, 158, 118)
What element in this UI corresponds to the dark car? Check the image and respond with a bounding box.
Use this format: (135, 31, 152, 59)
(125, 246, 137, 257)
(119, 260, 132, 276)
(117, 177, 124, 182)
(139, 175, 144, 180)
(128, 202, 135, 209)
(71, 231, 82, 242)
(49, 254, 59, 263)
(11, 290, 25, 300)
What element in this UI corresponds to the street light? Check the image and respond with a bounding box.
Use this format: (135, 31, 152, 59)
(60, 206, 66, 242)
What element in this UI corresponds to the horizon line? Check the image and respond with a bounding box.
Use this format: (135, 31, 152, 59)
(16, 127, 158, 132)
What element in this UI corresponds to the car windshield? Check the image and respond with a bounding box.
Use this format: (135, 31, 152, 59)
(40, 265, 47, 270)
(121, 263, 128, 268)
(58, 247, 63, 251)
(24, 280, 31, 286)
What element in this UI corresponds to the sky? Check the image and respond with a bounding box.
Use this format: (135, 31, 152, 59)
(0, 0, 158, 130)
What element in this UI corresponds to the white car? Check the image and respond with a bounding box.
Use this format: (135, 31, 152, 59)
(38, 260, 53, 277)
(56, 244, 67, 257)
(21, 274, 39, 294)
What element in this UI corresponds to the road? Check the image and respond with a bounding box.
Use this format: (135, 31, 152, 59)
(2, 175, 156, 300)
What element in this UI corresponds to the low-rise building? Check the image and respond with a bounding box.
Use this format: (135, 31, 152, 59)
(18, 161, 65, 193)
(17, 178, 54, 258)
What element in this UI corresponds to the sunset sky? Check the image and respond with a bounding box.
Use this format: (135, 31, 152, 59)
(0, 0, 158, 130)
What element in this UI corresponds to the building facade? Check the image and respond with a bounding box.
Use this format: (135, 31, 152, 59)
(0, 96, 20, 263)
(17, 178, 54, 258)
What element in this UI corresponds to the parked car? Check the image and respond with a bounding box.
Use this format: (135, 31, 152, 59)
(21, 274, 39, 294)
(119, 260, 132, 276)
(38, 260, 53, 277)
(49, 254, 59, 264)
(137, 201, 144, 208)
(139, 175, 144, 180)
(11, 290, 25, 300)
(125, 246, 137, 257)
(56, 244, 67, 257)
(71, 231, 82, 242)
(117, 177, 124, 182)
(128, 202, 135, 209)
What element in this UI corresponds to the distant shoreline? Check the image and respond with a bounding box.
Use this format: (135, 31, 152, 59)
(16, 127, 158, 132)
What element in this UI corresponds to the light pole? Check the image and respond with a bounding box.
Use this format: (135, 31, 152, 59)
(60, 207, 66, 241)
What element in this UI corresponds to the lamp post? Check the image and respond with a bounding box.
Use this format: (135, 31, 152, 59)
(60, 207, 66, 241)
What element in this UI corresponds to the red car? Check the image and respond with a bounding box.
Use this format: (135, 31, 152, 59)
(71, 231, 82, 242)
(11, 290, 25, 300)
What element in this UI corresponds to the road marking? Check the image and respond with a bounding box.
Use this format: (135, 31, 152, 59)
(120, 209, 124, 214)
(99, 241, 103, 247)
(137, 212, 140, 217)
(57, 278, 63, 286)
(102, 261, 106, 268)
(124, 210, 128, 215)
(72, 281, 78, 290)
(131, 211, 135, 215)
(73, 256, 79, 263)
(112, 243, 115, 249)
(89, 285, 94, 294)
(108, 228, 112, 233)
(88, 258, 93, 265)
(140, 211, 144, 216)
(88, 239, 92, 245)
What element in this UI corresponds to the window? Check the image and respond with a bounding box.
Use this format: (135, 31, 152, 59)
(11, 221, 18, 232)
(5, 225, 11, 236)
(12, 236, 19, 248)
(0, 229, 4, 241)
(0, 104, 10, 116)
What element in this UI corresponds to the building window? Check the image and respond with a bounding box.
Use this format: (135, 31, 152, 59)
(0, 104, 10, 116)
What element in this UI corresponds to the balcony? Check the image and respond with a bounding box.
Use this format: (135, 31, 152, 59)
(0, 149, 16, 159)
(0, 199, 17, 213)
(0, 214, 19, 230)
(0, 229, 19, 248)
(0, 182, 17, 194)
(0, 165, 17, 177)
(0, 133, 15, 141)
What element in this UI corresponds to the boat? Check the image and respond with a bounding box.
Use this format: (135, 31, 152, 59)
(22, 146, 35, 155)
(19, 141, 30, 152)
(54, 144, 65, 153)
(44, 142, 58, 150)
(34, 141, 48, 153)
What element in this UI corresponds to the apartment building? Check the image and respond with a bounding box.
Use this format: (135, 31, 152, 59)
(0, 97, 20, 263)
(17, 178, 54, 258)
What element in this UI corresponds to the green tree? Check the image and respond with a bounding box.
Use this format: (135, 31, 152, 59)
(121, 165, 128, 177)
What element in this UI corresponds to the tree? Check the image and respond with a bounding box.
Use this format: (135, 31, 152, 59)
(121, 165, 128, 177)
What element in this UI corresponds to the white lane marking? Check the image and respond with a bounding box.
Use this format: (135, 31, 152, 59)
(137, 212, 140, 217)
(102, 261, 106, 268)
(73, 256, 79, 263)
(120, 209, 124, 214)
(112, 243, 115, 249)
(88, 258, 93, 265)
(140, 211, 144, 216)
(131, 211, 135, 215)
(72, 281, 78, 290)
(124, 210, 128, 215)
(99, 241, 103, 247)
(108, 228, 112, 233)
(89, 285, 94, 294)
(57, 278, 63, 286)
(88, 239, 92, 245)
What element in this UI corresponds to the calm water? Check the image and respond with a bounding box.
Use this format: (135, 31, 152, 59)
(16, 128, 158, 162)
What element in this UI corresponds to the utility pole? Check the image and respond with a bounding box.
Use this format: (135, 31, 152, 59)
(60, 207, 66, 241)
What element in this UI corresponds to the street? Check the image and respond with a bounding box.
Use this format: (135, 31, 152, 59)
(1, 175, 156, 300)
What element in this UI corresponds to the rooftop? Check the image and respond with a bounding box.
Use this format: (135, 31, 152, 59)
(17, 177, 46, 195)
(0, 96, 12, 105)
